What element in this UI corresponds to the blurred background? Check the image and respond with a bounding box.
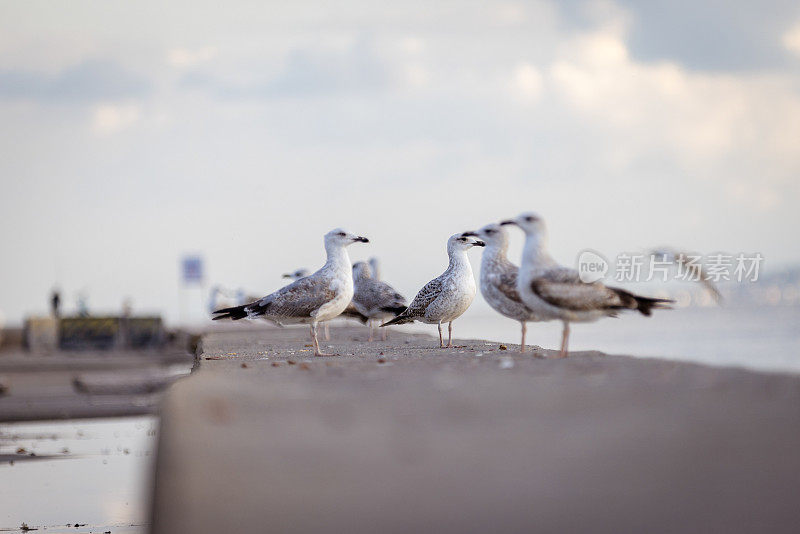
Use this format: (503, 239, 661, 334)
(2, 2, 800, 533)
(1, 0, 799, 358)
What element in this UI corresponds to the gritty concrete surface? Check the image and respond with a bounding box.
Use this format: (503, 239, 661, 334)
(151, 325, 800, 534)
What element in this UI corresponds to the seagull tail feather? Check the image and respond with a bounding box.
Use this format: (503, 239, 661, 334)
(380, 310, 412, 327)
(211, 305, 248, 321)
(379, 305, 408, 316)
(635, 296, 674, 316)
(620, 292, 674, 316)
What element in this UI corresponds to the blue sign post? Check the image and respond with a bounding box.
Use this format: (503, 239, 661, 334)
(181, 255, 204, 285)
(179, 255, 205, 326)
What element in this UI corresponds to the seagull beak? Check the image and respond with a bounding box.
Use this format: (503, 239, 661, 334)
(461, 231, 478, 237)
(354, 236, 369, 243)
(500, 220, 517, 226)
(472, 240, 486, 247)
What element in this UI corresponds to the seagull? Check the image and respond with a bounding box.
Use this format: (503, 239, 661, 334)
(212, 228, 369, 356)
(368, 257, 382, 281)
(339, 301, 370, 325)
(502, 213, 673, 358)
(462, 224, 542, 352)
(351, 261, 406, 341)
(282, 268, 309, 280)
(649, 248, 722, 303)
(208, 285, 247, 315)
(281, 267, 330, 338)
(381, 233, 485, 348)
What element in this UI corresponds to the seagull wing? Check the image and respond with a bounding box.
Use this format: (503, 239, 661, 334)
(255, 275, 336, 319)
(650, 248, 722, 303)
(371, 280, 406, 307)
(531, 278, 624, 312)
(381, 276, 443, 326)
(490, 268, 525, 305)
(404, 277, 444, 317)
(530, 268, 627, 312)
(531, 267, 673, 316)
(353, 280, 407, 315)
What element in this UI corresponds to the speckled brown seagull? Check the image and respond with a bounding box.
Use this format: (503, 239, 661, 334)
(381, 233, 485, 348)
(462, 223, 543, 352)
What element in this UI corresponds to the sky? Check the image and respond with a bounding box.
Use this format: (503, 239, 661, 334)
(1, 0, 799, 325)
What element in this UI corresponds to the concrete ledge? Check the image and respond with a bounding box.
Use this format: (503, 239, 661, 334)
(150, 327, 800, 533)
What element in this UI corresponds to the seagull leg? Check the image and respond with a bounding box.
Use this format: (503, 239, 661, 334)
(368, 319, 374, 342)
(437, 323, 444, 348)
(381, 323, 388, 341)
(312, 322, 333, 357)
(323, 322, 330, 341)
(559, 321, 570, 358)
(446, 321, 453, 348)
(520, 322, 527, 353)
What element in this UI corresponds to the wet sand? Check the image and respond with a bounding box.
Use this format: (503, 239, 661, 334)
(151, 325, 800, 533)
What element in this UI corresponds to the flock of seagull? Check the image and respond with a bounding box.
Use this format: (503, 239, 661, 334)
(213, 212, 673, 357)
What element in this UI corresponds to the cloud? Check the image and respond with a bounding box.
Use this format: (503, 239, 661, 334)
(167, 46, 218, 67)
(548, 26, 800, 183)
(611, 0, 800, 70)
(783, 21, 800, 56)
(181, 38, 391, 99)
(0, 59, 150, 103)
(510, 62, 544, 102)
(269, 42, 388, 96)
(91, 103, 142, 135)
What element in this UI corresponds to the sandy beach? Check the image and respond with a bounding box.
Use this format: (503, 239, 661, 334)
(150, 325, 800, 533)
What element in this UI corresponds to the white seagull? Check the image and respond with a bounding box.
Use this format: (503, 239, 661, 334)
(212, 228, 369, 356)
(502, 213, 672, 358)
(351, 261, 406, 341)
(381, 233, 484, 348)
(649, 248, 722, 303)
(281, 267, 329, 339)
(462, 224, 542, 352)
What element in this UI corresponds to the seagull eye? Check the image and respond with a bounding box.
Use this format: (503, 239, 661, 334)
(338, 232, 346, 237)
(525, 216, 535, 223)
(486, 229, 494, 234)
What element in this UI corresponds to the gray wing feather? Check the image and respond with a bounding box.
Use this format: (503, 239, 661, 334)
(538, 267, 582, 284)
(403, 277, 444, 318)
(354, 279, 406, 314)
(531, 274, 625, 311)
(254, 276, 335, 318)
(494, 269, 524, 305)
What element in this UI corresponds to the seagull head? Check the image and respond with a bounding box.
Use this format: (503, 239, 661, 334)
(500, 212, 546, 236)
(462, 223, 508, 249)
(325, 228, 370, 247)
(352, 261, 373, 280)
(448, 232, 485, 252)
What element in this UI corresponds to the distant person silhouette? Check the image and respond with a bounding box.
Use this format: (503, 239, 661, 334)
(51, 289, 61, 318)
